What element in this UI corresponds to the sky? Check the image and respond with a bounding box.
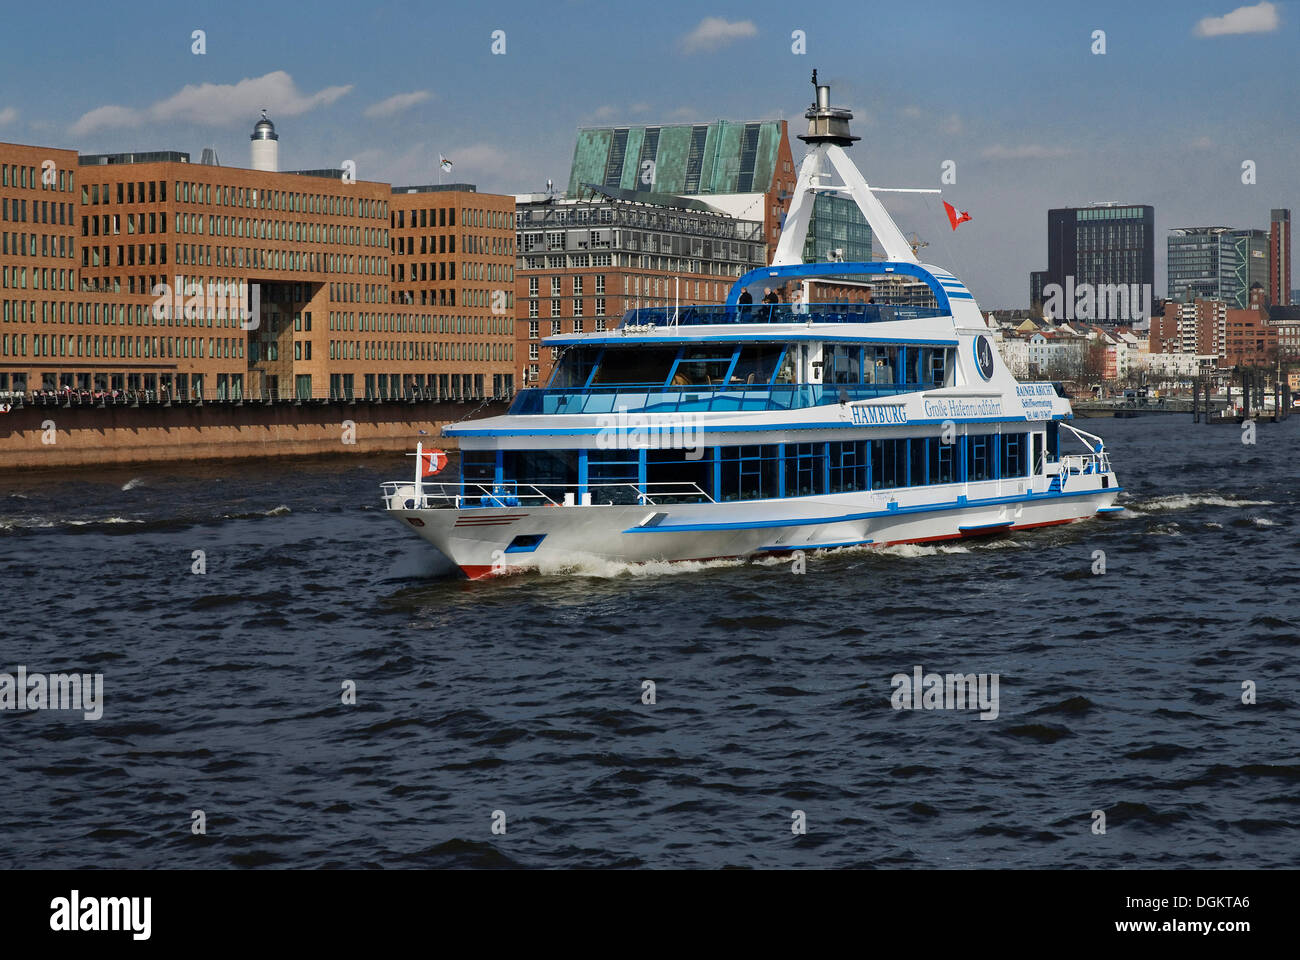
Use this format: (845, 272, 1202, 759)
(1, 0, 1296, 308)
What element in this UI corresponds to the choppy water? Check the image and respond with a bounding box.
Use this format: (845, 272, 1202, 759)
(1, 415, 1297, 868)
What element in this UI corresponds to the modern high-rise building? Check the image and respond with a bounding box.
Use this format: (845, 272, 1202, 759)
(1269, 208, 1290, 307)
(513, 190, 764, 386)
(565, 119, 871, 264)
(1168, 226, 1268, 309)
(1029, 204, 1155, 318)
(802, 193, 873, 264)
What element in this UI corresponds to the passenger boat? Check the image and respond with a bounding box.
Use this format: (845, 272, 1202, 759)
(382, 76, 1121, 578)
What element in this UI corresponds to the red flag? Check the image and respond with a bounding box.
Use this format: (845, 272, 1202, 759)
(943, 200, 972, 231)
(421, 449, 448, 476)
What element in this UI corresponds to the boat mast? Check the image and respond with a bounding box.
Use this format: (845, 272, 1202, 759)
(772, 71, 920, 267)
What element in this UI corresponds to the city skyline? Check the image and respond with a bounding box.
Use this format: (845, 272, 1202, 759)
(1, 0, 1297, 307)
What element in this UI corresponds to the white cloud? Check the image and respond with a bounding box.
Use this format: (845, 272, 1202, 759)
(1194, 1, 1280, 36)
(364, 91, 433, 118)
(71, 71, 353, 136)
(980, 144, 1071, 160)
(680, 17, 757, 54)
(0, 107, 17, 127)
(70, 104, 140, 137)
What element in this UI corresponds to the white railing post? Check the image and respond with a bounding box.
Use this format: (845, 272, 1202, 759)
(414, 441, 423, 506)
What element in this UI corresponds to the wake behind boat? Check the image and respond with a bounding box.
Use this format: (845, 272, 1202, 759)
(382, 76, 1121, 578)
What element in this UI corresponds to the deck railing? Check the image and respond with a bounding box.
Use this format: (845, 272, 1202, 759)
(381, 480, 715, 510)
(507, 381, 913, 416)
(621, 303, 948, 326)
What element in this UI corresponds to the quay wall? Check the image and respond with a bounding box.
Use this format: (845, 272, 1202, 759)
(0, 400, 505, 470)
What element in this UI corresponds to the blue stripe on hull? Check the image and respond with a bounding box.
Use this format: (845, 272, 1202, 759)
(621, 485, 1123, 534)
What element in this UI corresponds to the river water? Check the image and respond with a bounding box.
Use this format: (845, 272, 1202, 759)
(1, 415, 1296, 868)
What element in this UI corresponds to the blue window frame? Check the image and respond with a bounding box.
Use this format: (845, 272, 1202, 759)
(784, 442, 825, 497)
(462, 451, 495, 483)
(829, 440, 868, 493)
(587, 447, 640, 503)
(1000, 433, 1027, 478)
(926, 436, 956, 484)
(719, 445, 781, 501)
(907, 437, 925, 486)
(968, 434, 993, 482)
(871, 438, 907, 490)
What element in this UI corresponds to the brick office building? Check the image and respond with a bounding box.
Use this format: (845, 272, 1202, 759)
(1, 116, 519, 404)
(1152, 288, 1277, 368)
(0, 143, 84, 397)
(1269, 208, 1291, 307)
(513, 191, 764, 386)
(388, 184, 516, 400)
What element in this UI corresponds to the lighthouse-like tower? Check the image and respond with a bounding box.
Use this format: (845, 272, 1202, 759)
(250, 110, 279, 172)
(771, 71, 918, 266)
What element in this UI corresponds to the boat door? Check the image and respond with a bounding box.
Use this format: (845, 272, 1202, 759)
(1032, 432, 1044, 477)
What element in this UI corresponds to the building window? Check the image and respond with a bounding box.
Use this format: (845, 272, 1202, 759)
(573, 276, 583, 295)
(529, 343, 539, 360)
(528, 277, 538, 297)
(595, 297, 605, 316)
(550, 276, 562, 296)
(595, 317, 607, 332)
(551, 298, 561, 317)
(573, 298, 583, 317)
(528, 300, 539, 318)
(528, 320, 538, 340)
(550, 320, 562, 336)
(573, 319, 583, 333)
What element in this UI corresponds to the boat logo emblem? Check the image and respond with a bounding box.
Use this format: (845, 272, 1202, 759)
(407, 517, 426, 527)
(974, 336, 995, 381)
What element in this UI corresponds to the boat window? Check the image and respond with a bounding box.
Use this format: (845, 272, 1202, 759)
(829, 440, 869, 493)
(825, 344, 860, 384)
(871, 438, 907, 489)
(968, 435, 993, 482)
(646, 449, 712, 503)
(547, 346, 601, 388)
(731, 343, 786, 386)
(865, 346, 897, 385)
(914, 347, 953, 387)
(785, 443, 825, 497)
(587, 448, 640, 503)
(926, 437, 956, 485)
(586, 346, 679, 386)
(719, 445, 781, 501)
(507, 449, 578, 489)
(1000, 433, 1028, 478)
(669, 345, 738, 387)
(462, 451, 495, 483)
(774, 345, 798, 384)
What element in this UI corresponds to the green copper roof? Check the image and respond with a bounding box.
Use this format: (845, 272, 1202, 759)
(567, 121, 784, 198)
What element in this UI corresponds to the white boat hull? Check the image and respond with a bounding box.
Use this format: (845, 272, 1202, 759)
(387, 474, 1120, 578)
